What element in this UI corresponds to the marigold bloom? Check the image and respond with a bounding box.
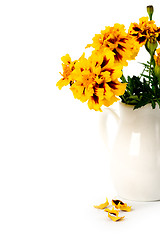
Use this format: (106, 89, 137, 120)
(86, 23, 140, 67)
(128, 17, 160, 46)
(56, 54, 77, 90)
(94, 197, 109, 209)
(154, 48, 160, 66)
(154, 48, 160, 80)
(112, 199, 131, 212)
(70, 49, 126, 111)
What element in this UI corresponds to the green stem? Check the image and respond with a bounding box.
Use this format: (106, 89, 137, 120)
(149, 58, 152, 82)
(149, 55, 154, 84)
(140, 66, 147, 80)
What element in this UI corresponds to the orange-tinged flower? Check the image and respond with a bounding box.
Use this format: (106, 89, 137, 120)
(154, 48, 160, 66)
(94, 197, 109, 209)
(128, 17, 160, 46)
(104, 207, 125, 222)
(69, 50, 126, 111)
(56, 54, 77, 90)
(112, 199, 131, 212)
(86, 23, 140, 67)
(154, 48, 160, 81)
(57, 48, 126, 111)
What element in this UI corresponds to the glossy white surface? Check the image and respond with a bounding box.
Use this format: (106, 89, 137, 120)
(103, 102, 160, 201)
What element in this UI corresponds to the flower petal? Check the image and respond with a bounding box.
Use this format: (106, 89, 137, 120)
(112, 199, 131, 212)
(94, 198, 109, 209)
(105, 207, 125, 222)
(108, 213, 125, 222)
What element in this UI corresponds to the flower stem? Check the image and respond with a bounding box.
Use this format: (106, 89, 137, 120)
(149, 57, 152, 82)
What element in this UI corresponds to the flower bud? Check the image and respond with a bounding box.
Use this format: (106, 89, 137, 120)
(147, 5, 154, 20)
(145, 38, 158, 56)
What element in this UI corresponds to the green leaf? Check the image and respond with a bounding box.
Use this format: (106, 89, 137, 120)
(134, 98, 150, 110)
(151, 99, 156, 109)
(156, 99, 160, 108)
(120, 74, 127, 83)
(138, 62, 150, 68)
(141, 74, 153, 79)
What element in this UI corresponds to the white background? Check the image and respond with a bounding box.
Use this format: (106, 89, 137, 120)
(0, 0, 160, 239)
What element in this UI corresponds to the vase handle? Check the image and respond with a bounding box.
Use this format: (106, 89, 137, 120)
(99, 107, 120, 153)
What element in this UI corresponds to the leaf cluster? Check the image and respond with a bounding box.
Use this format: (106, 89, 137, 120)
(120, 64, 160, 109)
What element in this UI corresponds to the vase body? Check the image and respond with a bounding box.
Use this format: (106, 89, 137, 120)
(110, 102, 160, 201)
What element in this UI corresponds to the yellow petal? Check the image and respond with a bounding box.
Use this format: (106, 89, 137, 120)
(105, 207, 125, 222)
(61, 54, 71, 64)
(85, 43, 92, 49)
(108, 212, 125, 222)
(94, 198, 109, 209)
(104, 207, 119, 216)
(112, 199, 131, 212)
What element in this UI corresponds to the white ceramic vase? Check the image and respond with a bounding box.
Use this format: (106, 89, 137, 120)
(101, 102, 160, 201)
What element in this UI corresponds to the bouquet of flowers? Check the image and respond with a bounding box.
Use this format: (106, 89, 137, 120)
(56, 6, 160, 111)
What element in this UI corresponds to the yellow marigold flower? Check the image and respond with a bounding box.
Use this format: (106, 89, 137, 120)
(94, 197, 109, 209)
(128, 16, 160, 46)
(56, 54, 77, 90)
(112, 199, 131, 212)
(104, 207, 125, 222)
(154, 48, 160, 81)
(86, 23, 140, 67)
(57, 49, 126, 111)
(154, 48, 160, 66)
(70, 49, 126, 111)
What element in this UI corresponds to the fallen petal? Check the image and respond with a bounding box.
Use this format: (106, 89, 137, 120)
(94, 197, 109, 209)
(105, 207, 125, 222)
(108, 212, 125, 222)
(112, 199, 131, 212)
